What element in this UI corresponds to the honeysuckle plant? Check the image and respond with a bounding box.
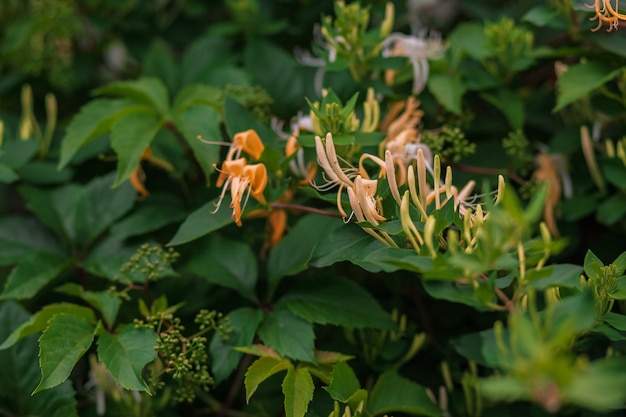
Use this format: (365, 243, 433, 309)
(2, 1, 626, 417)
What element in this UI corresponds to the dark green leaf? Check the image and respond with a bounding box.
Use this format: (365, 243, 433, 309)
(282, 366, 314, 417)
(524, 264, 583, 291)
(167, 198, 234, 246)
(565, 358, 626, 411)
(367, 371, 442, 417)
(584, 249, 604, 279)
(143, 39, 179, 94)
(58, 98, 136, 169)
(1, 252, 71, 300)
(0, 216, 63, 266)
(18, 161, 73, 185)
(180, 36, 234, 85)
(173, 84, 222, 113)
(34, 314, 96, 393)
(110, 109, 163, 187)
(0, 301, 78, 417)
(96, 77, 170, 117)
(554, 62, 625, 112)
(596, 193, 626, 225)
(109, 194, 186, 239)
(257, 307, 315, 363)
(0, 163, 18, 183)
(97, 325, 157, 392)
(174, 104, 222, 184)
(422, 281, 492, 311)
(604, 312, 626, 331)
(56, 283, 121, 328)
(0, 303, 96, 350)
(82, 236, 139, 280)
(280, 276, 395, 329)
(210, 307, 264, 383)
(268, 214, 342, 289)
(324, 361, 360, 402)
(224, 96, 279, 148)
(522, 5, 565, 28)
(188, 234, 258, 301)
(0, 138, 39, 169)
(481, 88, 524, 130)
(448, 23, 491, 60)
(428, 74, 465, 115)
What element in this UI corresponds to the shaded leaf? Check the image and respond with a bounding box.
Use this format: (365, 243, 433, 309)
(324, 362, 360, 402)
(257, 307, 315, 363)
(367, 371, 442, 417)
(97, 325, 157, 392)
(0, 216, 64, 266)
(109, 194, 187, 239)
(554, 62, 625, 112)
(34, 314, 96, 393)
(167, 198, 235, 246)
(56, 283, 121, 328)
(1, 252, 71, 300)
(524, 264, 584, 291)
(427, 74, 465, 115)
(481, 88, 524, 130)
(143, 39, 179, 94)
(96, 77, 170, 117)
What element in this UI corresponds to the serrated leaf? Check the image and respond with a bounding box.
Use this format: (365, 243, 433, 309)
(1, 252, 71, 300)
(257, 307, 315, 363)
(59, 98, 136, 169)
(554, 62, 625, 112)
(0, 303, 96, 350)
(367, 371, 442, 417)
(427, 74, 464, 115)
(0, 216, 64, 266)
(268, 214, 342, 289)
(174, 104, 222, 184)
(0, 301, 78, 417)
(96, 77, 170, 117)
(282, 366, 314, 417)
(280, 276, 395, 329)
(34, 314, 96, 394)
(324, 362, 360, 402)
(245, 356, 291, 402)
(110, 109, 163, 187)
(210, 308, 264, 383)
(167, 198, 234, 246)
(173, 84, 222, 114)
(97, 325, 157, 393)
(109, 194, 186, 239)
(188, 234, 258, 301)
(56, 283, 121, 328)
(143, 40, 179, 94)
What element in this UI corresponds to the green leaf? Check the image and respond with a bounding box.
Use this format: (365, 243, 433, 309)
(448, 22, 491, 61)
(268, 214, 342, 290)
(554, 62, 625, 112)
(18, 161, 73, 185)
(180, 35, 234, 85)
(282, 366, 315, 417)
(245, 356, 291, 403)
(82, 236, 139, 280)
(422, 281, 492, 311)
(280, 276, 395, 329)
(34, 314, 96, 393)
(97, 325, 157, 393)
(167, 198, 234, 246)
(481, 88, 524, 130)
(584, 249, 604, 279)
(522, 5, 565, 28)
(596, 193, 626, 225)
(0, 216, 63, 265)
(604, 312, 626, 331)
(0, 301, 78, 417)
(1, 252, 71, 300)
(524, 264, 584, 291)
(188, 234, 258, 301)
(0, 163, 18, 183)
(324, 362, 360, 402)
(427, 74, 465, 115)
(58, 98, 136, 169)
(0, 303, 96, 350)
(614, 252, 626, 276)
(96, 77, 170, 117)
(109, 194, 187, 239)
(110, 109, 163, 187)
(143, 39, 179, 94)
(56, 283, 121, 328)
(173, 84, 222, 114)
(210, 307, 264, 383)
(257, 307, 316, 363)
(0, 137, 39, 169)
(174, 104, 222, 184)
(565, 358, 626, 411)
(224, 96, 279, 148)
(367, 371, 442, 417)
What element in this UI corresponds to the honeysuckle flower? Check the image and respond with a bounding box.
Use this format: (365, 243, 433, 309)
(587, 0, 626, 32)
(129, 148, 175, 198)
(214, 158, 268, 227)
(294, 24, 337, 94)
(381, 31, 445, 95)
(227, 129, 265, 161)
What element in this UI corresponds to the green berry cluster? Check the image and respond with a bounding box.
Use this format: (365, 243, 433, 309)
(502, 129, 534, 176)
(225, 85, 274, 123)
(118, 244, 179, 284)
(135, 308, 232, 403)
(421, 125, 476, 162)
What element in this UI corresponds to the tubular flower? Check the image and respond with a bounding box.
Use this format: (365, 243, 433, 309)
(533, 153, 563, 237)
(213, 158, 268, 227)
(227, 129, 265, 161)
(129, 148, 175, 198)
(587, 0, 626, 32)
(381, 32, 446, 94)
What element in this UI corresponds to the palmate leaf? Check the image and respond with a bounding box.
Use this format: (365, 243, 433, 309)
(1, 252, 71, 300)
(95, 77, 171, 118)
(257, 307, 315, 363)
(97, 325, 157, 393)
(58, 98, 137, 169)
(56, 283, 121, 328)
(34, 314, 97, 394)
(110, 109, 163, 187)
(0, 301, 78, 417)
(282, 366, 315, 417)
(279, 276, 395, 330)
(427, 74, 465, 115)
(167, 198, 234, 246)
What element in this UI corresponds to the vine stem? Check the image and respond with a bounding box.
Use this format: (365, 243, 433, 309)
(215, 354, 253, 417)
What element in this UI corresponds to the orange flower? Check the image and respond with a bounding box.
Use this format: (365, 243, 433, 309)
(214, 158, 268, 226)
(228, 129, 265, 161)
(588, 0, 626, 31)
(129, 148, 174, 198)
